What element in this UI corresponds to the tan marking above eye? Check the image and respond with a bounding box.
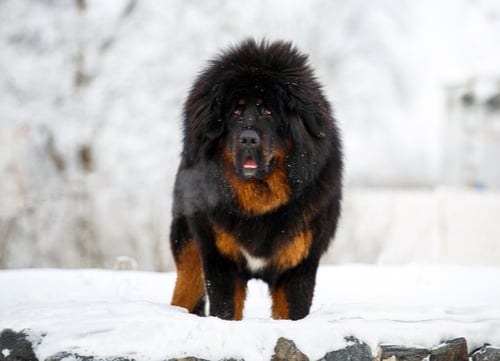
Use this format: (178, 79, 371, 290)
(238, 98, 246, 105)
(256, 98, 264, 106)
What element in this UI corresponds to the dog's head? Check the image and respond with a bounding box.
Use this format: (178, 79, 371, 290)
(183, 39, 338, 185)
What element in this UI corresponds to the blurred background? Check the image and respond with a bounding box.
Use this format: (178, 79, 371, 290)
(1, 0, 499, 270)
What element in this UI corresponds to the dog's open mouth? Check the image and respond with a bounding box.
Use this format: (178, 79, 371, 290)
(243, 157, 258, 169)
(242, 156, 258, 177)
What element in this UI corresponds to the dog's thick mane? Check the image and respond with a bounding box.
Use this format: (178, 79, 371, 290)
(182, 39, 342, 190)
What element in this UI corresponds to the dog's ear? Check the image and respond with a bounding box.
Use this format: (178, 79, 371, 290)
(281, 83, 328, 139)
(205, 117, 225, 140)
(286, 97, 328, 139)
(183, 84, 225, 161)
(300, 106, 327, 139)
(204, 88, 225, 140)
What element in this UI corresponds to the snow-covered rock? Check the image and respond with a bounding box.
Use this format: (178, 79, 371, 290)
(0, 266, 499, 361)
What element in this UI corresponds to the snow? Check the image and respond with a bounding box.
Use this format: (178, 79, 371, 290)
(1, 349, 10, 358)
(1, 265, 499, 361)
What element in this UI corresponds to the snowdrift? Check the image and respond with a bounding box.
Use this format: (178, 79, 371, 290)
(1, 265, 500, 360)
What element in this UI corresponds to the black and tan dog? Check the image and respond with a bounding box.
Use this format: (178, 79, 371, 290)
(170, 39, 343, 320)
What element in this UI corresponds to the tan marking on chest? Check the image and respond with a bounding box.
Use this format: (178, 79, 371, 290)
(215, 223, 312, 273)
(214, 225, 241, 262)
(223, 150, 290, 216)
(214, 225, 270, 271)
(272, 229, 313, 270)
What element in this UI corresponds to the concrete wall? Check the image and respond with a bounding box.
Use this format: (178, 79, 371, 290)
(327, 188, 500, 266)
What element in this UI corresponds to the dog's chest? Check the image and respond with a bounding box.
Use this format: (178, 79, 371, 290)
(213, 225, 312, 273)
(240, 248, 269, 272)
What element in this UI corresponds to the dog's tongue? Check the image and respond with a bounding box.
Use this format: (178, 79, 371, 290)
(243, 158, 258, 169)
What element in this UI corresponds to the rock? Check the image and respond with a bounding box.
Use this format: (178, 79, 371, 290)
(319, 336, 371, 361)
(270, 337, 309, 361)
(4, 328, 500, 361)
(46, 352, 93, 361)
(430, 338, 468, 361)
(46, 352, 135, 361)
(471, 346, 500, 361)
(0, 329, 41, 361)
(376, 345, 429, 360)
(167, 358, 239, 361)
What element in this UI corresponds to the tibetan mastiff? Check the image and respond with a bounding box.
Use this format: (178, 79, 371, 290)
(170, 39, 342, 320)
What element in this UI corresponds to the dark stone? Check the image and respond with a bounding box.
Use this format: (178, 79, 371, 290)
(430, 338, 468, 361)
(0, 329, 40, 361)
(319, 336, 371, 361)
(270, 337, 309, 361)
(45, 352, 95, 361)
(377, 345, 429, 360)
(46, 352, 136, 361)
(471, 346, 500, 361)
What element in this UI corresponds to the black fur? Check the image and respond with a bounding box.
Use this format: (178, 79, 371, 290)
(170, 39, 342, 320)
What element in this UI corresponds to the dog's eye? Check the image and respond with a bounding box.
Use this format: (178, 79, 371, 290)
(233, 108, 242, 116)
(263, 109, 272, 116)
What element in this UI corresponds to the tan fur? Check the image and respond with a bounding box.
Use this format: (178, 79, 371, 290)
(271, 229, 313, 270)
(214, 225, 241, 262)
(171, 240, 205, 312)
(223, 149, 290, 216)
(233, 279, 247, 320)
(271, 286, 289, 320)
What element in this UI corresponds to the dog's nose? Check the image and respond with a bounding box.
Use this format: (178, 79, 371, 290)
(239, 129, 260, 147)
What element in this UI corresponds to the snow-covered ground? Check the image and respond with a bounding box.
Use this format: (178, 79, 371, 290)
(1, 265, 499, 361)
